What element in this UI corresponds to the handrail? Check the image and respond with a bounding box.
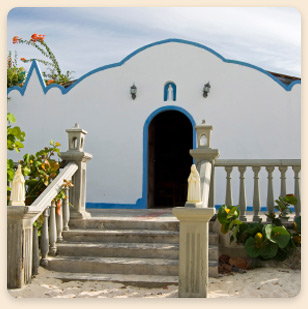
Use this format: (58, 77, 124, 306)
(26, 162, 78, 223)
(215, 159, 301, 166)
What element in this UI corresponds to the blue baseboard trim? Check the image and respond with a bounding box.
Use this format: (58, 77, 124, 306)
(86, 203, 295, 212)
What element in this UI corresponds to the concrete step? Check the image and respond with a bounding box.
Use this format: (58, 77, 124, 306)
(63, 229, 179, 244)
(56, 242, 219, 261)
(69, 218, 179, 231)
(69, 218, 215, 232)
(51, 272, 179, 288)
(62, 229, 219, 245)
(56, 242, 179, 259)
(46, 256, 218, 278)
(46, 256, 179, 276)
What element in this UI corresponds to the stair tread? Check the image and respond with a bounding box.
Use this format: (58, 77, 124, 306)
(48, 255, 179, 265)
(57, 241, 218, 249)
(57, 242, 179, 249)
(47, 255, 218, 266)
(50, 272, 179, 286)
(64, 229, 179, 235)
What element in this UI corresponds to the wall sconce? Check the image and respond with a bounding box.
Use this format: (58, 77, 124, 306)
(203, 82, 211, 98)
(130, 83, 137, 100)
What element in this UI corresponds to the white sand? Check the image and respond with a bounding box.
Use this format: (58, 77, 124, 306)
(7, 267, 300, 298)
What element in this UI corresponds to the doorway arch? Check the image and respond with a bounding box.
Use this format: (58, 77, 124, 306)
(145, 107, 195, 208)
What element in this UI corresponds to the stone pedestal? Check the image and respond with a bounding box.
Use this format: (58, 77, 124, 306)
(7, 206, 40, 289)
(60, 151, 92, 219)
(172, 207, 215, 298)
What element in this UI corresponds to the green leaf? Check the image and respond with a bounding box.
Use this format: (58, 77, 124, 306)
(265, 224, 290, 248)
(221, 223, 230, 234)
(7, 113, 16, 123)
(294, 216, 301, 234)
(259, 241, 279, 259)
(244, 237, 260, 258)
(50, 139, 54, 146)
(284, 195, 297, 205)
(229, 219, 242, 229)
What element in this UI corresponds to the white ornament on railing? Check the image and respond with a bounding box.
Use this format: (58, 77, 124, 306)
(10, 164, 25, 206)
(187, 164, 201, 203)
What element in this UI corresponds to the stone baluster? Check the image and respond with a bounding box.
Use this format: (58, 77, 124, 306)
(266, 166, 275, 221)
(56, 200, 64, 243)
(252, 166, 261, 221)
(238, 166, 247, 221)
(40, 207, 50, 267)
(32, 226, 40, 276)
(63, 187, 70, 231)
(208, 164, 215, 208)
(292, 166, 301, 217)
(279, 166, 288, 198)
(224, 166, 233, 206)
(49, 201, 57, 255)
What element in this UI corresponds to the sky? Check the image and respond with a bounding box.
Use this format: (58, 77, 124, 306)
(7, 7, 301, 81)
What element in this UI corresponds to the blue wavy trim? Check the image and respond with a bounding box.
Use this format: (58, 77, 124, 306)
(7, 38, 301, 96)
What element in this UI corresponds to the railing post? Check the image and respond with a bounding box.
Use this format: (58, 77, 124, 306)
(252, 166, 261, 221)
(49, 201, 57, 256)
(279, 166, 288, 198)
(32, 226, 40, 276)
(266, 166, 275, 221)
(238, 166, 247, 221)
(56, 201, 64, 242)
(292, 166, 301, 217)
(224, 166, 233, 206)
(63, 187, 70, 231)
(60, 124, 93, 219)
(208, 161, 216, 208)
(40, 207, 50, 267)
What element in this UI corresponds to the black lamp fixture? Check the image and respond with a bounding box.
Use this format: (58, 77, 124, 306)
(130, 83, 137, 100)
(203, 82, 211, 98)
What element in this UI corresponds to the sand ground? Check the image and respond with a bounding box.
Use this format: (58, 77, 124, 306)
(7, 266, 300, 298)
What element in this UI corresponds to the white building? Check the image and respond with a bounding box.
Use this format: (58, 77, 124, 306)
(7, 39, 301, 209)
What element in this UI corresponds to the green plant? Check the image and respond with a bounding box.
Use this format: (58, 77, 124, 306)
(7, 112, 26, 201)
(217, 195, 300, 261)
(19, 140, 62, 205)
(7, 51, 26, 88)
(12, 34, 74, 85)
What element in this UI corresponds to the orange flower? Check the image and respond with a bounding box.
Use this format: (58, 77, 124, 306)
(12, 36, 20, 44)
(20, 57, 26, 61)
(46, 79, 54, 85)
(37, 34, 46, 42)
(31, 33, 38, 42)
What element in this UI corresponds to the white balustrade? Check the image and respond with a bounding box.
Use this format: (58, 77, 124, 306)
(213, 159, 301, 221)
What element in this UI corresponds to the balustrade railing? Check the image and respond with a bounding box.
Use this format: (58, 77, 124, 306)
(7, 124, 92, 289)
(210, 159, 301, 221)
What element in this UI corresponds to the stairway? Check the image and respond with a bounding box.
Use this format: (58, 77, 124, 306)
(45, 209, 219, 287)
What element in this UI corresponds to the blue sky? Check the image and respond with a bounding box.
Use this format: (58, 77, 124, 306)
(7, 7, 301, 80)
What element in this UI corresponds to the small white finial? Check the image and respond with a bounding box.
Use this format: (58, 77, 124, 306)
(74, 123, 79, 128)
(10, 164, 26, 206)
(186, 164, 201, 203)
(202, 119, 206, 124)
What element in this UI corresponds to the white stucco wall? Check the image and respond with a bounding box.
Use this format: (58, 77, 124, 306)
(7, 40, 301, 207)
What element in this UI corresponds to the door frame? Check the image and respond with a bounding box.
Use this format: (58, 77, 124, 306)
(142, 106, 196, 208)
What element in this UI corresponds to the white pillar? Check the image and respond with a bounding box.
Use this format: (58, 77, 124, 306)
(172, 207, 215, 298)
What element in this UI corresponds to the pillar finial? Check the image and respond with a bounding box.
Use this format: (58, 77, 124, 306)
(10, 164, 26, 206)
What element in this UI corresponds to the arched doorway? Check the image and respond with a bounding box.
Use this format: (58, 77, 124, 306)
(147, 110, 193, 208)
